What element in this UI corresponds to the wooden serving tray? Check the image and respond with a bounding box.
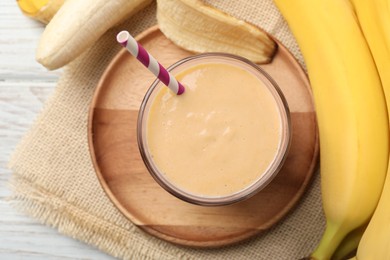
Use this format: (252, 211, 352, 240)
(88, 26, 319, 248)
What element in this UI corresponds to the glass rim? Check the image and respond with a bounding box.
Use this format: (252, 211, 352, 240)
(137, 52, 291, 206)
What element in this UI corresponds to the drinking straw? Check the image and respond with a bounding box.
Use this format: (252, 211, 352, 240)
(116, 30, 185, 95)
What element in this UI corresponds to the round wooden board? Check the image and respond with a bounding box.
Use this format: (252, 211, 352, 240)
(88, 26, 319, 248)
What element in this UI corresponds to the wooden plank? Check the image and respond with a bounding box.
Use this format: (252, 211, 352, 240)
(0, 1, 114, 259)
(0, 1, 61, 80)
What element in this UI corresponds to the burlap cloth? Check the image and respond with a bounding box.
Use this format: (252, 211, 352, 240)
(9, 1, 325, 259)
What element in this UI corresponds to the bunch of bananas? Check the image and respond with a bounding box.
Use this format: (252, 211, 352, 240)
(274, 0, 390, 259)
(349, 0, 390, 259)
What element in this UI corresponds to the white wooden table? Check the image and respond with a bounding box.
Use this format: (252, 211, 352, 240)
(0, 2, 114, 259)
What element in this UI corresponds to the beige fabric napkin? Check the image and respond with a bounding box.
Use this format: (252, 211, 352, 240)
(9, 1, 325, 259)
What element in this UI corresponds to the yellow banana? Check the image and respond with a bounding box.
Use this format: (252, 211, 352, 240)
(353, 177, 390, 259)
(156, 0, 276, 64)
(272, 0, 389, 259)
(17, 0, 65, 24)
(36, 0, 152, 70)
(331, 225, 367, 260)
(348, 0, 390, 258)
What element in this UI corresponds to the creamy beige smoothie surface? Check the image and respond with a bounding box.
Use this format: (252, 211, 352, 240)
(147, 62, 282, 197)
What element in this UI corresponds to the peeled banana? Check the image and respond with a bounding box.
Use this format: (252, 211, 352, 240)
(17, 0, 65, 24)
(348, 0, 390, 258)
(156, 0, 276, 64)
(273, 0, 389, 259)
(36, 0, 152, 70)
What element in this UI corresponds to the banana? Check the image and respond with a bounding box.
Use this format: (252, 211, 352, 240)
(36, 0, 152, 70)
(331, 225, 367, 260)
(272, 0, 389, 259)
(353, 176, 390, 260)
(17, 0, 65, 24)
(348, 0, 390, 258)
(156, 0, 276, 64)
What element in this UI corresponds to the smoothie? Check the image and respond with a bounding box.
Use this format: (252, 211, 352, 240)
(138, 54, 290, 205)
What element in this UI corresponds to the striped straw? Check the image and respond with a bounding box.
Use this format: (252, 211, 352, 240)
(116, 30, 185, 95)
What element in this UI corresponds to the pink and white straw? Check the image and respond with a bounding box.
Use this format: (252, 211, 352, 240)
(116, 30, 185, 95)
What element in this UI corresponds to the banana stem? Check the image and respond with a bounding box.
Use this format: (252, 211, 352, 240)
(331, 225, 367, 260)
(311, 221, 348, 260)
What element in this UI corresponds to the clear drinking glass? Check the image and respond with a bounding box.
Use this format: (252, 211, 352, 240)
(137, 53, 291, 206)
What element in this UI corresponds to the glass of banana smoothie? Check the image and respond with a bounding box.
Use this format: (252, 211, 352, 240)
(137, 53, 291, 206)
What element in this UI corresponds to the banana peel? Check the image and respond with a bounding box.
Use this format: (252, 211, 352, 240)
(157, 0, 276, 64)
(17, 0, 65, 24)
